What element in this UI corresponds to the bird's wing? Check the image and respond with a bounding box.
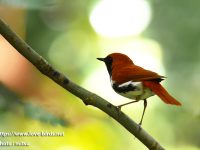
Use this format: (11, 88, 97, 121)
(112, 65, 165, 84)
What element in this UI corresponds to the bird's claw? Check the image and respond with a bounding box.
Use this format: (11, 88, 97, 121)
(138, 122, 142, 131)
(116, 105, 122, 111)
(115, 105, 122, 115)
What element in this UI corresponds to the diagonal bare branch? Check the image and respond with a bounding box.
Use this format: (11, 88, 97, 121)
(0, 18, 165, 150)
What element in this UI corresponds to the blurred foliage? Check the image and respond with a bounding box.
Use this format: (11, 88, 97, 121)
(0, 0, 200, 149)
(0, 0, 58, 9)
(0, 83, 23, 113)
(24, 103, 68, 126)
(148, 0, 200, 147)
(0, 83, 67, 126)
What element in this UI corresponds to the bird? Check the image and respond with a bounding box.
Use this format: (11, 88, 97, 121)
(97, 53, 181, 125)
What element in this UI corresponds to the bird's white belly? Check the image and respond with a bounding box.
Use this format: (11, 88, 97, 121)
(119, 86, 154, 100)
(111, 80, 154, 100)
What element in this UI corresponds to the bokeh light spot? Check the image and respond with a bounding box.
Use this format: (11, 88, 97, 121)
(90, 0, 151, 37)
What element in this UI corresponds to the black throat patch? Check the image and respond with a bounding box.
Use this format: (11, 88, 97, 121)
(103, 56, 113, 77)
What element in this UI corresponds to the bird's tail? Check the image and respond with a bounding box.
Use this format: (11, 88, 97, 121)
(143, 81, 181, 106)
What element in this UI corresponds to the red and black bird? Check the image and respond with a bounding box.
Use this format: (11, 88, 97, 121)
(97, 53, 181, 125)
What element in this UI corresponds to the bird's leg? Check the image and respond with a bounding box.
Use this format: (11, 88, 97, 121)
(139, 99, 147, 126)
(117, 100, 139, 110)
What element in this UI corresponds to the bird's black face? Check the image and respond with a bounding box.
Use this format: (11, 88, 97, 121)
(97, 56, 113, 76)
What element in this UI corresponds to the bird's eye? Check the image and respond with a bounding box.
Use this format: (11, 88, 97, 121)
(107, 56, 112, 61)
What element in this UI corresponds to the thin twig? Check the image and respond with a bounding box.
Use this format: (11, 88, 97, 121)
(0, 18, 165, 150)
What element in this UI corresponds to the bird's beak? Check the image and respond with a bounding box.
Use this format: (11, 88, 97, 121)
(97, 58, 105, 62)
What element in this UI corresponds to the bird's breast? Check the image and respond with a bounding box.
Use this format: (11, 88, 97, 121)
(111, 79, 154, 100)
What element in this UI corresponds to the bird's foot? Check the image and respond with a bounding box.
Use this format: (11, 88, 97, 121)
(115, 105, 123, 115)
(138, 122, 142, 131)
(116, 105, 122, 111)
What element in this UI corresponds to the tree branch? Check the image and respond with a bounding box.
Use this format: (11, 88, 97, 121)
(0, 18, 165, 150)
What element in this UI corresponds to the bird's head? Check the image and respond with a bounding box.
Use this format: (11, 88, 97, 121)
(97, 53, 133, 76)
